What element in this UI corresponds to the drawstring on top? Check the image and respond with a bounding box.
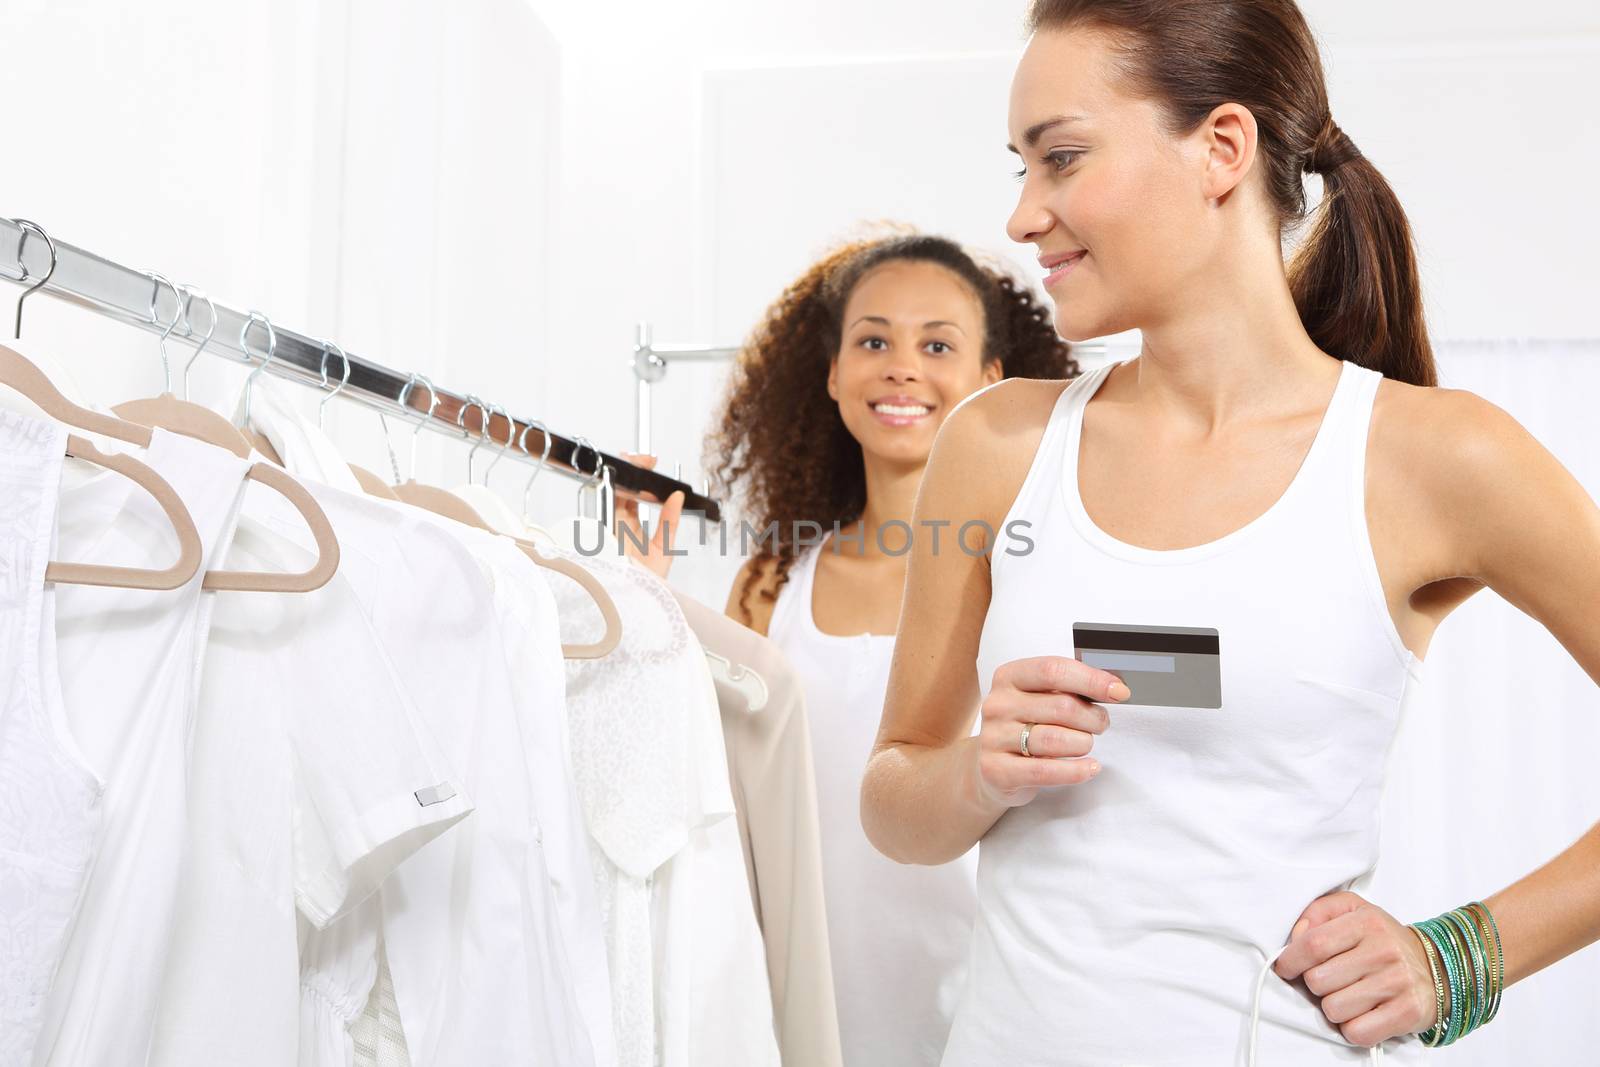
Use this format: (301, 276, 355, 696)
(1249, 942, 1385, 1065)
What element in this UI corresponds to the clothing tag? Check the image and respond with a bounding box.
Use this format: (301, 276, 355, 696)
(1073, 622, 1222, 708)
(414, 782, 459, 807)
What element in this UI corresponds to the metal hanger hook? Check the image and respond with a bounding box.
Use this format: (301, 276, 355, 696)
(483, 403, 514, 485)
(573, 434, 604, 517)
(11, 218, 57, 340)
(316, 338, 351, 428)
(238, 310, 277, 425)
(456, 394, 490, 484)
(598, 461, 615, 531)
(518, 419, 552, 520)
(178, 285, 218, 401)
(397, 373, 438, 483)
(144, 271, 183, 394)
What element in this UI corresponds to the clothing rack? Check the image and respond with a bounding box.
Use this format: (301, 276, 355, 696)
(0, 216, 722, 522)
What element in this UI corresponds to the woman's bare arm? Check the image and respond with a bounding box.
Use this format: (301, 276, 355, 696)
(1410, 388, 1600, 989)
(860, 380, 1127, 865)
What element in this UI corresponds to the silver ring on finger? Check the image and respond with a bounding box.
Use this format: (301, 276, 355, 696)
(1019, 722, 1035, 758)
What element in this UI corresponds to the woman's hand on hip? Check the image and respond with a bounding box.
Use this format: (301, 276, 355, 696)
(1274, 891, 1440, 1046)
(975, 655, 1128, 810)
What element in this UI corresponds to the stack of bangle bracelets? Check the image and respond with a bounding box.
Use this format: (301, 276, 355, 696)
(1406, 900, 1504, 1046)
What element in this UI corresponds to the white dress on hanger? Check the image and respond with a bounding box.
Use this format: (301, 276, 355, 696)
(149, 511, 473, 1067)
(34, 427, 251, 1067)
(250, 381, 612, 1067)
(0, 411, 101, 1067)
(551, 518, 779, 1067)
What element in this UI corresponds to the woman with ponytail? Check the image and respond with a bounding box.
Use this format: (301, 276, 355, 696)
(688, 231, 1076, 1065)
(861, 2, 1600, 1062)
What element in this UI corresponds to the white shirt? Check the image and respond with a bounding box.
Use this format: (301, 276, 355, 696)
(35, 427, 250, 1067)
(469, 534, 616, 1067)
(150, 511, 472, 1067)
(251, 382, 610, 1067)
(0, 412, 101, 1067)
(368, 526, 595, 1067)
(553, 518, 778, 1067)
(651, 650, 780, 1067)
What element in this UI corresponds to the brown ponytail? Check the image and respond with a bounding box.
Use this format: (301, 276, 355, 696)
(1292, 117, 1435, 386)
(1027, 0, 1436, 386)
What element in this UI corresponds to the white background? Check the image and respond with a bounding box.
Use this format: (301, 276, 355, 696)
(5, 0, 1598, 604)
(3, 2, 1598, 1061)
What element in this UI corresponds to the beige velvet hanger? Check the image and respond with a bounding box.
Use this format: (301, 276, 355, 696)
(111, 301, 340, 594)
(351, 465, 402, 500)
(526, 540, 624, 659)
(391, 377, 622, 659)
(0, 343, 203, 590)
(114, 394, 254, 456)
(203, 462, 340, 591)
(111, 276, 255, 459)
(393, 478, 622, 659)
(101, 423, 339, 594)
(242, 426, 282, 464)
(50, 434, 205, 589)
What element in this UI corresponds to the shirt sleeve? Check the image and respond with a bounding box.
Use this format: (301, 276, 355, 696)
(285, 578, 474, 927)
(217, 518, 474, 928)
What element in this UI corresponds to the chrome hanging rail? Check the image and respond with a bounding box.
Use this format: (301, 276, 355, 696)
(1, 216, 722, 522)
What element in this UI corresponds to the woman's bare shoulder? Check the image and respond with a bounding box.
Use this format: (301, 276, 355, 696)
(929, 375, 1075, 524)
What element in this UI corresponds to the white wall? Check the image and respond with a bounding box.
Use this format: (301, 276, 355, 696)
(566, 0, 1600, 604)
(7, 0, 1596, 604)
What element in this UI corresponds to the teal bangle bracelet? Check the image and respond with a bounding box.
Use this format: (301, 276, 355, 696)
(1466, 901, 1505, 1025)
(1417, 917, 1468, 1044)
(1438, 916, 1476, 1042)
(1413, 920, 1453, 1044)
(1411, 903, 1507, 1047)
(1409, 925, 1448, 1047)
(1443, 909, 1489, 1035)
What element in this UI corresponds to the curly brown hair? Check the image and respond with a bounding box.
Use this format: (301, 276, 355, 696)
(706, 230, 1081, 626)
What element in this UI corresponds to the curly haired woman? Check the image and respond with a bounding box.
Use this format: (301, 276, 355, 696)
(691, 231, 1078, 1065)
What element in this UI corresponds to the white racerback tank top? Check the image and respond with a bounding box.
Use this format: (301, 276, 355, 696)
(768, 536, 979, 1067)
(942, 358, 1424, 1066)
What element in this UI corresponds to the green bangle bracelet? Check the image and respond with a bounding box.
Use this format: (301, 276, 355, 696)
(1417, 917, 1468, 1044)
(1410, 902, 1509, 1047)
(1438, 915, 1477, 1041)
(1465, 901, 1505, 1025)
(1413, 920, 1453, 1044)
(1409, 924, 1448, 1047)
(1443, 909, 1489, 1035)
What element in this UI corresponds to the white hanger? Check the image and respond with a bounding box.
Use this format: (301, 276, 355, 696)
(705, 649, 769, 713)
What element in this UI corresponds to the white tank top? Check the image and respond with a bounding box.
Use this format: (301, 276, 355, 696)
(768, 537, 978, 1067)
(942, 359, 1423, 1066)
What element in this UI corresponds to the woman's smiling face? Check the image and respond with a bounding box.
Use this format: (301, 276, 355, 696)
(1006, 26, 1223, 342)
(827, 259, 1000, 468)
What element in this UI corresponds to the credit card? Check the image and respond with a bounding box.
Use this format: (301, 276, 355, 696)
(1072, 622, 1222, 708)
